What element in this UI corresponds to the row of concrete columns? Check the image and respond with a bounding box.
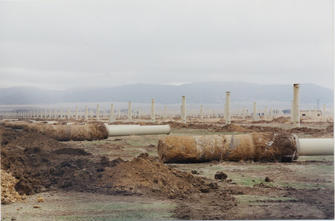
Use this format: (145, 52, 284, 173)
(3, 98, 284, 124)
(2, 84, 325, 126)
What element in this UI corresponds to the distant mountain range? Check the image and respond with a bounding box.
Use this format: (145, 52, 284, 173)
(0, 82, 333, 105)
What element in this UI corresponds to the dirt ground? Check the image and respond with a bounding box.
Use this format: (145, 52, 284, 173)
(1, 120, 334, 220)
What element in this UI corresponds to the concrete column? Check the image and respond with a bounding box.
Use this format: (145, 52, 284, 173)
(109, 104, 115, 123)
(243, 108, 247, 120)
(269, 107, 273, 121)
(322, 104, 326, 122)
(264, 106, 268, 120)
(200, 104, 204, 120)
(181, 96, 186, 123)
(128, 101, 132, 121)
(163, 106, 167, 119)
(118, 109, 121, 120)
(291, 100, 294, 122)
(85, 106, 89, 121)
(75, 106, 78, 120)
(224, 91, 231, 124)
(67, 109, 71, 120)
(292, 84, 300, 127)
(96, 104, 100, 121)
(253, 102, 257, 121)
(151, 98, 156, 122)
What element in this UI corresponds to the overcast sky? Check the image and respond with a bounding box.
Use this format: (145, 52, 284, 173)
(0, 0, 333, 90)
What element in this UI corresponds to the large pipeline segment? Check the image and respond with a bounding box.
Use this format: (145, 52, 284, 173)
(296, 138, 334, 156)
(2, 121, 108, 141)
(158, 134, 334, 163)
(104, 124, 171, 136)
(2, 121, 171, 141)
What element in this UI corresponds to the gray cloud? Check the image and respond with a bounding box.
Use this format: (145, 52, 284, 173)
(0, 0, 333, 89)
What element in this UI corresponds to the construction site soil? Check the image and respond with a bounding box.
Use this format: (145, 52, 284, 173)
(1, 127, 221, 197)
(1, 120, 334, 220)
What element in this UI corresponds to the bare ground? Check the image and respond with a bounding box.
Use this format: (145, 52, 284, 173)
(1, 121, 334, 220)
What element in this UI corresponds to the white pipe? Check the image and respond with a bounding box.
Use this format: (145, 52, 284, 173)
(297, 138, 334, 156)
(293, 84, 300, 127)
(151, 98, 156, 122)
(225, 91, 231, 125)
(105, 124, 171, 136)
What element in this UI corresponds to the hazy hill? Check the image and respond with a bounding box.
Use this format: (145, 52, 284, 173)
(0, 82, 332, 105)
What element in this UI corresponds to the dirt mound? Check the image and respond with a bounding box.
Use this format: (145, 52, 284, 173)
(272, 116, 290, 123)
(1, 170, 24, 204)
(216, 124, 250, 132)
(1, 126, 216, 201)
(289, 127, 322, 134)
(164, 121, 251, 133)
(96, 153, 214, 198)
(245, 125, 285, 133)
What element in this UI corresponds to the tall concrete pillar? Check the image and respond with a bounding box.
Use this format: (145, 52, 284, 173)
(292, 84, 300, 127)
(128, 101, 132, 121)
(243, 108, 247, 120)
(85, 106, 88, 121)
(253, 102, 257, 121)
(109, 104, 115, 123)
(96, 104, 100, 121)
(224, 91, 231, 124)
(118, 109, 121, 120)
(181, 96, 186, 123)
(137, 108, 141, 119)
(291, 100, 294, 123)
(163, 106, 167, 119)
(269, 107, 273, 121)
(322, 104, 326, 122)
(264, 106, 268, 120)
(75, 106, 78, 120)
(56, 109, 59, 119)
(200, 104, 204, 120)
(67, 109, 71, 120)
(151, 98, 156, 122)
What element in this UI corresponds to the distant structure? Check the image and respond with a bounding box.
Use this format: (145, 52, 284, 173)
(300, 110, 322, 122)
(181, 96, 186, 123)
(292, 84, 300, 127)
(224, 91, 231, 125)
